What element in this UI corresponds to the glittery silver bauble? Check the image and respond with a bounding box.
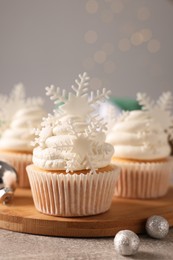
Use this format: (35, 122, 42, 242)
(146, 215, 169, 239)
(114, 230, 140, 256)
(0, 161, 18, 204)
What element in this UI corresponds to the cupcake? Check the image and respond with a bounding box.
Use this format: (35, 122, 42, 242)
(27, 72, 120, 217)
(0, 84, 45, 188)
(107, 92, 173, 199)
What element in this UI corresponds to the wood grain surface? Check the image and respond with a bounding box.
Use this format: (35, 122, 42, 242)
(0, 187, 173, 237)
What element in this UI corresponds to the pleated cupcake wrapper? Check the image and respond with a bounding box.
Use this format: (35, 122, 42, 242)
(113, 158, 173, 199)
(27, 165, 120, 217)
(0, 152, 32, 188)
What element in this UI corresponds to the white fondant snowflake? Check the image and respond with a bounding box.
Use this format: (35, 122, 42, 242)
(45, 85, 67, 106)
(61, 93, 90, 117)
(65, 117, 102, 173)
(46, 72, 110, 118)
(72, 136, 92, 162)
(35, 72, 110, 173)
(137, 92, 173, 140)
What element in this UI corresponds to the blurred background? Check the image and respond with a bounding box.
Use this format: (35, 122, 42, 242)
(0, 0, 173, 110)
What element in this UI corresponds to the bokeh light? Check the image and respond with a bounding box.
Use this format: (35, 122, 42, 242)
(111, 0, 124, 14)
(130, 32, 143, 46)
(84, 30, 98, 44)
(86, 0, 99, 14)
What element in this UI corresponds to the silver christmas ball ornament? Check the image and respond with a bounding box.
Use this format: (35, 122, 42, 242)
(114, 230, 140, 256)
(0, 161, 18, 204)
(146, 215, 169, 239)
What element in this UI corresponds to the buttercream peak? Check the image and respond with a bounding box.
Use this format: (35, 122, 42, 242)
(0, 83, 44, 135)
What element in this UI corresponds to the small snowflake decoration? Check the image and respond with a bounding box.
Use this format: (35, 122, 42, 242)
(0, 83, 44, 135)
(36, 72, 110, 173)
(137, 92, 173, 140)
(65, 117, 105, 173)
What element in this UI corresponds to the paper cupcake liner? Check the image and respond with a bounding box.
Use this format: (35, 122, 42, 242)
(0, 151, 32, 188)
(27, 165, 120, 217)
(113, 158, 173, 199)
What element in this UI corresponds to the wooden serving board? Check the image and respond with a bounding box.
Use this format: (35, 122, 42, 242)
(0, 188, 173, 237)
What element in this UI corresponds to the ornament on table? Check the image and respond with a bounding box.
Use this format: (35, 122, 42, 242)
(114, 230, 140, 256)
(0, 161, 18, 204)
(146, 215, 169, 239)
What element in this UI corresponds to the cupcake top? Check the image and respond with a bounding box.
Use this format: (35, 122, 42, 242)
(0, 83, 45, 152)
(107, 92, 173, 161)
(33, 72, 114, 172)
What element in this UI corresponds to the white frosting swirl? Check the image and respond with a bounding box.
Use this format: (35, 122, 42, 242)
(33, 116, 114, 170)
(106, 110, 171, 160)
(0, 106, 45, 152)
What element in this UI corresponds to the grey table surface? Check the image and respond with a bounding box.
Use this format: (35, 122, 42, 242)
(0, 228, 172, 260)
